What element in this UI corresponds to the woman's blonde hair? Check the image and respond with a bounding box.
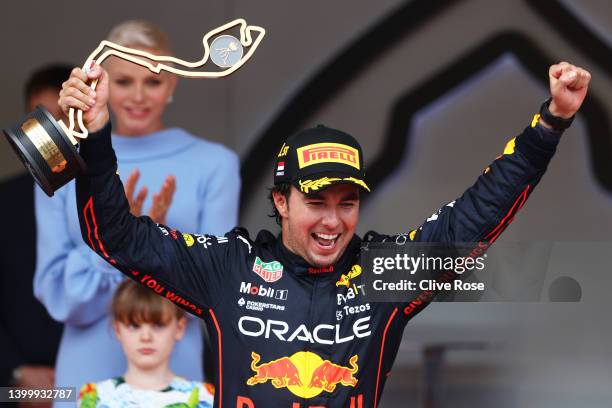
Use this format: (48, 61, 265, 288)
(107, 20, 173, 55)
(112, 279, 184, 325)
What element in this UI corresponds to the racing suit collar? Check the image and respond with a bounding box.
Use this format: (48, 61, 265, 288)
(273, 232, 362, 278)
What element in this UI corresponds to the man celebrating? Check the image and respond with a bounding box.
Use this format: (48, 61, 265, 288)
(59, 61, 589, 407)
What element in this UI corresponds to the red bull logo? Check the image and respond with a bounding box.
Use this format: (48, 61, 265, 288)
(247, 351, 359, 398)
(308, 355, 359, 393)
(247, 352, 302, 388)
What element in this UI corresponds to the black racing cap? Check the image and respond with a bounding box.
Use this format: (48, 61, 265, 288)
(273, 125, 370, 194)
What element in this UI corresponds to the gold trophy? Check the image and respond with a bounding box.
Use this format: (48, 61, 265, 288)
(3, 19, 265, 196)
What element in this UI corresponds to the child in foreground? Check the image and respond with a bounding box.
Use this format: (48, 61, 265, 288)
(78, 280, 213, 408)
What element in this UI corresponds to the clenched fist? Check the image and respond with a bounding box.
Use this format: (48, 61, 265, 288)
(58, 63, 110, 133)
(547, 61, 591, 119)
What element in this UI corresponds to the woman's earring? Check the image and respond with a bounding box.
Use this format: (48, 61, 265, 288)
(167, 95, 174, 104)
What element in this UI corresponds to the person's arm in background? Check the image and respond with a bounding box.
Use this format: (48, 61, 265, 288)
(34, 186, 123, 326)
(198, 147, 240, 235)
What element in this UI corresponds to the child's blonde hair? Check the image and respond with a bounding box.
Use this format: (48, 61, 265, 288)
(112, 279, 184, 325)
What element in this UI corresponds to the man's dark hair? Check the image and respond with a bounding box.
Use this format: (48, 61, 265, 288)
(24, 64, 73, 105)
(268, 183, 292, 226)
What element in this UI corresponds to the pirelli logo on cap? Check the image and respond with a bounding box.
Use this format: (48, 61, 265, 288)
(296, 143, 360, 170)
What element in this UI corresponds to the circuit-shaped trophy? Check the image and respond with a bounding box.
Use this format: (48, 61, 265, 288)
(3, 19, 265, 196)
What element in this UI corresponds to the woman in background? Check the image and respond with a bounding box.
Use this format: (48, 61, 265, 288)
(34, 20, 240, 393)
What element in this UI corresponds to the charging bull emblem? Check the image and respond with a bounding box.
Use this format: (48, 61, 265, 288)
(247, 351, 359, 398)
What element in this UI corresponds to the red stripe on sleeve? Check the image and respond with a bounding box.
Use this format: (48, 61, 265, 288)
(485, 185, 530, 244)
(82, 197, 96, 251)
(209, 309, 223, 408)
(374, 307, 398, 408)
(83, 196, 116, 264)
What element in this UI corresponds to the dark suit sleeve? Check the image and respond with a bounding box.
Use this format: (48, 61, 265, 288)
(75, 122, 244, 317)
(392, 118, 562, 320)
(409, 120, 561, 244)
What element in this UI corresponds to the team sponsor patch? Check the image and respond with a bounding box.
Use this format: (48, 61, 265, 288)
(297, 143, 360, 170)
(503, 137, 516, 155)
(308, 265, 333, 274)
(240, 281, 288, 300)
(337, 284, 366, 305)
(184, 234, 227, 249)
(183, 233, 195, 247)
(239, 316, 371, 345)
(276, 161, 285, 176)
(336, 302, 370, 321)
(335, 265, 362, 287)
(278, 143, 289, 157)
(238, 297, 286, 312)
(246, 351, 359, 398)
(252, 257, 284, 282)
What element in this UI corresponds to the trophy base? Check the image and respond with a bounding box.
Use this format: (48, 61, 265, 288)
(3, 105, 86, 197)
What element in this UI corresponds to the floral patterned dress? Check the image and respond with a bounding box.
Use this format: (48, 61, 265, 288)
(78, 376, 214, 408)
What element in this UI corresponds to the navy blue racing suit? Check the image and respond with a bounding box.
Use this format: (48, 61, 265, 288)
(75, 116, 561, 408)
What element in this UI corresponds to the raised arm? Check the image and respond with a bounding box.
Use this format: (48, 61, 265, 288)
(382, 62, 592, 320)
(59, 64, 242, 315)
(409, 62, 590, 244)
